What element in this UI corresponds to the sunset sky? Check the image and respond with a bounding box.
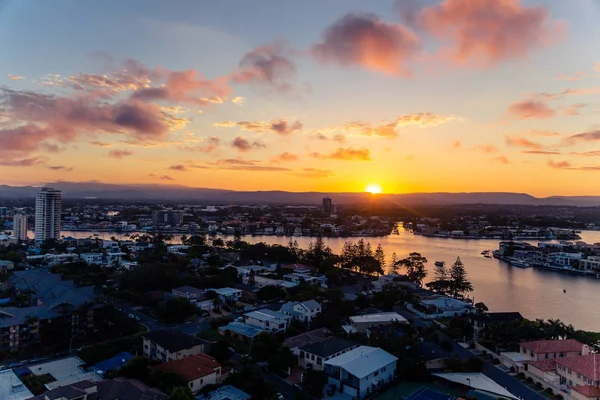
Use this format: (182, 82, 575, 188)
(2, 0, 600, 196)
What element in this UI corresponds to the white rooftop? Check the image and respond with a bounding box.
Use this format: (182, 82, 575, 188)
(28, 356, 102, 390)
(501, 352, 531, 364)
(350, 312, 408, 324)
(433, 372, 518, 399)
(0, 369, 33, 400)
(324, 346, 397, 379)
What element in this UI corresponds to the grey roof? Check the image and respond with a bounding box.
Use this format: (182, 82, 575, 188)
(0, 270, 97, 328)
(245, 309, 291, 323)
(0, 369, 33, 400)
(301, 299, 321, 311)
(300, 336, 357, 358)
(27, 378, 167, 400)
(43, 385, 87, 400)
(143, 330, 206, 353)
(173, 285, 204, 295)
(283, 328, 332, 350)
(219, 322, 266, 338)
(196, 385, 251, 400)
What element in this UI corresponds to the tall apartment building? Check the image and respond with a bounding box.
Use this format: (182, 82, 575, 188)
(13, 213, 28, 241)
(322, 196, 333, 215)
(152, 210, 183, 227)
(35, 187, 62, 243)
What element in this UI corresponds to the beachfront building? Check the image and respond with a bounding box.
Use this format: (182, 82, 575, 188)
(520, 339, 589, 361)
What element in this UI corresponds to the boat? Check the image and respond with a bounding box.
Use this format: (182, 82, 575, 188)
(481, 249, 490, 255)
(563, 289, 567, 293)
(483, 254, 492, 259)
(434, 261, 444, 267)
(509, 258, 531, 268)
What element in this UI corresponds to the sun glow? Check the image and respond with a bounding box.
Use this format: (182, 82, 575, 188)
(365, 184, 382, 194)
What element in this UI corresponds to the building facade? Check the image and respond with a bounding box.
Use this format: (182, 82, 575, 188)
(35, 187, 62, 243)
(12, 213, 27, 241)
(142, 330, 205, 362)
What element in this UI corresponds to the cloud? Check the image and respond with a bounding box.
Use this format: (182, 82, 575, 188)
(596, 62, 600, 72)
(8, 74, 24, 81)
(169, 164, 188, 171)
(48, 165, 74, 171)
(570, 150, 600, 157)
(311, 147, 371, 161)
(312, 132, 347, 143)
(451, 140, 461, 149)
(214, 119, 302, 135)
(292, 168, 335, 179)
(528, 129, 561, 137)
(233, 43, 296, 92)
(556, 72, 587, 81)
(522, 150, 561, 155)
(271, 152, 299, 163)
(231, 136, 265, 152)
(473, 144, 498, 153)
(108, 149, 134, 159)
(180, 136, 221, 153)
(0, 156, 48, 167)
(211, 158, 291, 172)
(317, 113, 457, 138)
(506, 99, 556, 119)
(563, 130, 600, 145)
(536, 87, 600, 101)
(403, 0, 565, 66)
(312, 13, 421, 76)
(505, 136, 543, 150)
(491, 156, 509, 164)
(232, 96, 245, 106)
(90, 141, 113, 147)
(548, 160, 571, 169)
(160, 175, 174, 181)
(563, 103, 587, 116)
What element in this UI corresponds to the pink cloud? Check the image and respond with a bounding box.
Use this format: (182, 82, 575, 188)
(563, 103, 587, 116)
(548, 160, 571, 169)
(405, 0, 565, 66)
(0, 156, 48, 167)
(233, 43, 296, 92)
(506, 99, 556, 119)
(311, 147, 371, 161)
(312, 13, 421, 76)
(231, 137, 265, 152)
(8, 74, 24, 81)
(271, 152, 299, 163)
(563, 130, 600, 145)
(505, 136, 543, 150)
(214, 119, 302, 135)
(474, 144, 498, 153)
(491, 156, 509, 164)
(108, 149, 133, 159)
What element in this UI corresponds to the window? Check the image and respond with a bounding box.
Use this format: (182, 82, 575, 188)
(300, 351, 305, 359)
(311, 354, 315, 361)
(545, 354, 548, 359)
(317, 357, 322, 365)
(374, 371, 379, 377)
(201, 379, 203, 384)
(189, 382, 193, 388)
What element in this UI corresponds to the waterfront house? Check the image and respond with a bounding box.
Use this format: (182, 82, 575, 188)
(280, 299, 322, 323)
(142, 330, 206, 362)
(520, 339, 589, 361)
(324, 345, 397, 399)
(298, 336, 358, 370)
(154, 353, 224, 394)
(342, 312, 408, 334)
(555, 355, 600, 400)
(244, 309, 291, 333)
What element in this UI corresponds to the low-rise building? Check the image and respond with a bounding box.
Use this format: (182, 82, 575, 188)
(244, 309, 291, 333)
(80, 252, 104, 265)
(155, 354, 223, 394)
(218, 321, 266, 342)
(142, 330, 206, 362)
(298, 336, 358, 370)
(284, 328, 332, 355)
(0, 368, 33, 400)
(280, 299, 322, 323)
(556, 355, 600, 392)
(196, 385, 251, 400)
(207, 287, 243, 302)
(342, 312, 408, 334)
(25, 378, 167, 400)
(172, 285, 205, 300)
(324, 346, 398, 399)
(520, 339, 589, 361)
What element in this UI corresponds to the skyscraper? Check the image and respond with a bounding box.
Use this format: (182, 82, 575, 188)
(322, 196, 333, 215)
(13, 213, 28, 241)
(35, 187, 62, 243)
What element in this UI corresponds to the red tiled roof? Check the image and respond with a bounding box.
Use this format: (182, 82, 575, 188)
(572, 385, 600, 397)
(155, 354, 220, 382)
(555, 355, 600, 381)
(521, 339, 584, 354)
(527, 359, 557, 372)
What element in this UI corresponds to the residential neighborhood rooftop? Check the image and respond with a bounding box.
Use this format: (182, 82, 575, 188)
(349, 312, 407, 324)
(324, 346, 398, 379)
(283, 328, 332, 350)
(521, 338, 585, 354)
(195, 385, 251, 400)
(526, 359, 557, 372)
(154, 354, 220, 382)
(0, 369, 33, 400)
(208, 287, 242, 296)
(555, 354, 600, 380)
(300, 336, 356, 358)
(143, 330, 206, 352)
(220, 321, 266, 338)
(572, 385, 600, 397)
(245, 309, 291, 322)
(173, 285, 204, 296)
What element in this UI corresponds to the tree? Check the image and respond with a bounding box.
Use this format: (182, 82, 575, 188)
(287, 239, 300, 261)
(390, 252, 399, 274)
(209, 339, 233, 363)
(303, 369, 328, 398)
(251, 332, 282, 362)
(475, 302, 489, 313)
(257, 285, 286, 302)
(340, 240, 358, 270)
(426, 261, 450, 294)
(396, 252, 428, 286)
(374, 244, 386, 273)
(212, 295, 223, 311)
(269, 346, 297, 375)
(304, 236, 332, 268)
(168, 386, 194, 400)
(448, 257, 473, 298)
(155, 297, 198, 323)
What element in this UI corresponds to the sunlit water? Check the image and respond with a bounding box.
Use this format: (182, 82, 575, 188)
(40, 229, 600, 331)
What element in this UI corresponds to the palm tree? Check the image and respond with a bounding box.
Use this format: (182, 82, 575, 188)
(212, 296, 223, 311)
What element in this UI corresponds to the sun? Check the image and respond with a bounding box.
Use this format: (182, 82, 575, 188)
(365, 184, 382, 194)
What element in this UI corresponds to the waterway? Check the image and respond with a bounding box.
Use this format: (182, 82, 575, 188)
(44, 229, 600, 331)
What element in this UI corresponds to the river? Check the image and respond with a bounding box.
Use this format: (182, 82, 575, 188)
(43, 229, 600, 331)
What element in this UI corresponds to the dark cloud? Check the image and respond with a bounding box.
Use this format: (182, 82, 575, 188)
(231, 136, 266, 152)
(233, 43, 296, 92)
(214, 119, 302, 135)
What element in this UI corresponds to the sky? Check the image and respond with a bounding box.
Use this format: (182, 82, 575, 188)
(1, 0, 600, 196)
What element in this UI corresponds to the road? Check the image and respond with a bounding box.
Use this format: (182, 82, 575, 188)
(119, 305, 210, 335)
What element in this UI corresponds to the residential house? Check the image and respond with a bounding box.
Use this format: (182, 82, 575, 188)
(409, 297, 474, 319)
(26, 356, 102, 390)
(154, 353, 223, 394)
(196, 385, 251, 400)
(244, 309, 291, 333)
(207, 287, 243, 302)
(555, 355, 600, 400)
(0, 369, 33, 400)
(142, 330, 206, 362)
(298, 336, 358, 371)
(280, 300, 322, 323)
(80, 253, 103, 265)
(218, 321, 266, 342)
(342, 312, 408, 334)
(580, 256, 600, 273)
(520, 339, 589, 361)
(172, 285, 205, 301)
(25, 378, 167, 400)
(284, 328, 332, 355)
(324, 346, 398, 399)
(0, 260, 15, 272)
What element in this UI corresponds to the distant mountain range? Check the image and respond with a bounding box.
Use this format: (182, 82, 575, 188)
(1, 182, 600, 206)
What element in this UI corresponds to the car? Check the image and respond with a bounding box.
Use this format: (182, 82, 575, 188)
(128, 314, 135, 319)
(293, 384, 303, 392)
(235, 316, 244, 322)
(134, 316, 140, 321)
(275, 394, 284, 400)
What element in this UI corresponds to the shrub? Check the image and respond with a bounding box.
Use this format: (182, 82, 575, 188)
(545, 387, 553, 394)
(517, 372, 525, 379)
(535, 381, 543, 388)
(526, 377, 533, 383)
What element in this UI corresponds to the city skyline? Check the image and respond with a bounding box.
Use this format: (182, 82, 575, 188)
(2, 0, 600, 196)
